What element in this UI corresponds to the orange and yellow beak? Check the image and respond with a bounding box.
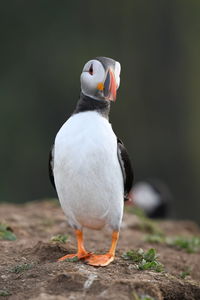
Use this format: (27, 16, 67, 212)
(97, 69, 117, 102)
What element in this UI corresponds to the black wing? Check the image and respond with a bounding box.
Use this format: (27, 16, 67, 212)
(49, 144, 56, 189)
(117, 138, 134, 201)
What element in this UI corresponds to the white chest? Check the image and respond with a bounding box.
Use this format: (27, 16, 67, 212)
(54, 111, 124, 230)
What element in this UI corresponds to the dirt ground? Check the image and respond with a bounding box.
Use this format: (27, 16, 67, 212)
(0, 200, 200, 300)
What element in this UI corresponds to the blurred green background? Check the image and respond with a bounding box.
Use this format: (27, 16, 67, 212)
(1, 1, 200, 223)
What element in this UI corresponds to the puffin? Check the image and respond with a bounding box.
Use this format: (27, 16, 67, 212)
(49, 57, 133, 266)
(131, 179, 171, 219)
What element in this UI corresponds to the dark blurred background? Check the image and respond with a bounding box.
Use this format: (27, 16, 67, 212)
(1, 1, 200, 223)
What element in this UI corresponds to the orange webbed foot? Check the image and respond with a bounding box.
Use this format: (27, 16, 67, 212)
(85, 253, 114, 267)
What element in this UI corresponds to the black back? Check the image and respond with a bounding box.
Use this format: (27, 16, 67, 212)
(117, 138, 134, 201)
(49, 144, 55, 189)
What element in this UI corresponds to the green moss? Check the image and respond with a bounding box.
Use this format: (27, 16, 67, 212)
(0, 224, 16, 241)
(0, 290, 11, 297)
(10, 263, 33, 274)
(180, 267, 191, 279)
(64, 256, 79, 262)
(50, 234, 68, 243)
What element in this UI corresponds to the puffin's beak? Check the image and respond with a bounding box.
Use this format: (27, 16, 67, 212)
(103, 69, 117, 102)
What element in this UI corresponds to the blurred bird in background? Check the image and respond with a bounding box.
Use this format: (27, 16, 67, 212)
(131, 179, 172, 219)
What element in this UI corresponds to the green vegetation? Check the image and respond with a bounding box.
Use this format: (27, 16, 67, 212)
(122, 248, 164, 272)
(125, 206, 164, 236)
(50, 234, 68, 243)
(0, 224, 16, 241)
(0, 290, 11, 297)
(64, 256, 79, 262)
(40, 218, 55, 227)
(48, 198, 60, 207)
(132, 291, 155, 300)
(125, 206, 146, 218)
(167, 236, 200, 253)
(179, 267, 191, 279)
(139, 218, 163, 235)
(145, 234, 200, 253)
(145, 234, 165, 243)
(10, 263, 34, 274)
(128, 206, 200, 254)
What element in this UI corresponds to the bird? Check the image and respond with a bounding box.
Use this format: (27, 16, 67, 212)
(131, 179, 171, 219)
(49, 57, 133, 267)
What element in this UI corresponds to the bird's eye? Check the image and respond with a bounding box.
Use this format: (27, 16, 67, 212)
(89, 64, 93, 75)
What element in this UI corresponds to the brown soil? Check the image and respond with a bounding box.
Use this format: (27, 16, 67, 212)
(0, 200, 200, 300)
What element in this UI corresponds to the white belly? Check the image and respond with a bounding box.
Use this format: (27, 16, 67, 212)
(54, 111, 124, 231)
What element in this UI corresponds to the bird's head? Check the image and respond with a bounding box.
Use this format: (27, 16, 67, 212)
(80, 57, 121, 102)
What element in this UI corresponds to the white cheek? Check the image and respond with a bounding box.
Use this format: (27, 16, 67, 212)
(115, 61, 121, 89)
(81, 66, 105, 95)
